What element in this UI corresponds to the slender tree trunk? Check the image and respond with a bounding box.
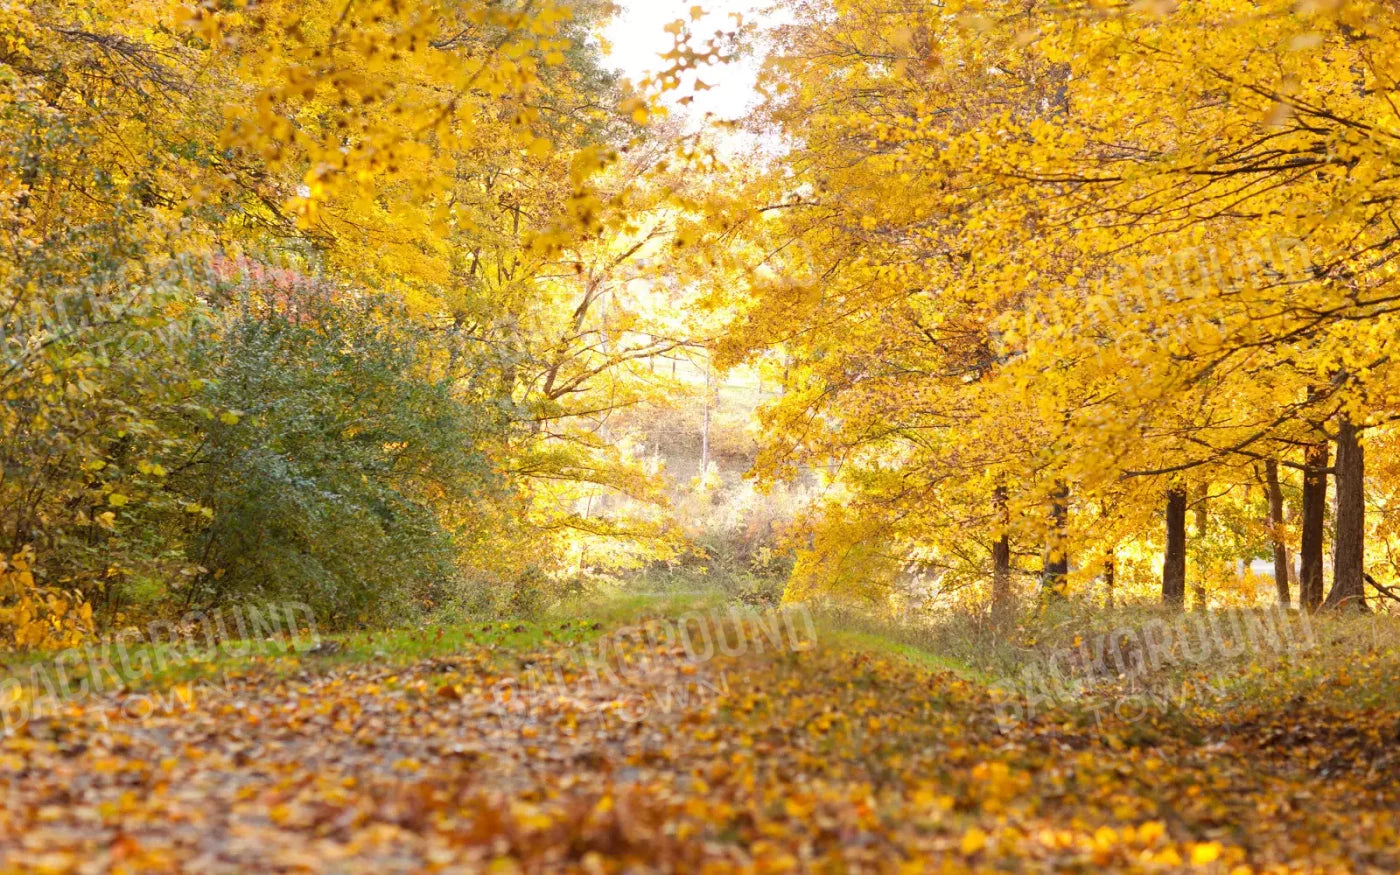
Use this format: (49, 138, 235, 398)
(1192, 484, 1209, 610)
(1042, 482, 1069, 595)
(1104, 549, 1116, 608)
(1324, 418, 1366, 610)
(992, 485, 1012, 613)
(1299, 437, 1329, 612)
(1163, 487, 1187, 609)
(700, 357, 712, 479)
(1265, 459, 1291, 608)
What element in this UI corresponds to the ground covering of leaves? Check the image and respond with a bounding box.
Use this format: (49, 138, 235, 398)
(1, 613, 1397, 873)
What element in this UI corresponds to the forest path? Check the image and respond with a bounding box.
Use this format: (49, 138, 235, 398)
(1, 607, 1397, 873)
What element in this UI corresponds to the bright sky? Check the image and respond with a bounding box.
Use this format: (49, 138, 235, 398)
(602, 1, 771, 127)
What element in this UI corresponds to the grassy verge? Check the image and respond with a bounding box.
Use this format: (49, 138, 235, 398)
(818, 627, 992, 682)
(795, 596, 1400, 723)
(0, 587, 732, 700)
(12, 581, 1394, 724)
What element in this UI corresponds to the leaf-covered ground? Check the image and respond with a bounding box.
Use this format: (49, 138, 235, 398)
(2, 612, 1398, 873)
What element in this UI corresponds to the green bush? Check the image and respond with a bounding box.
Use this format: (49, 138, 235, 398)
(172, 292, 500, 627)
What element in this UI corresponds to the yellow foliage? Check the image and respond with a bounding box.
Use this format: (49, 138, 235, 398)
(0, 548, 92, 652)
(693, 0, 1400, 608)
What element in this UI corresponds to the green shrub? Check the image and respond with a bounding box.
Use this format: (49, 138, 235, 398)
(172, 292, 500, 627)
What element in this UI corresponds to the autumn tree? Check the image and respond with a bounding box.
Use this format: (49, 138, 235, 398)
(0, 0, 731, 633)
(707, 0, 1400, 612)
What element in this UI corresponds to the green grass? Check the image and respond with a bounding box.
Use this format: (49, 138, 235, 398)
(553, 586, 729, 627)
(0, 587, 736, 701)
(820, 627, 991, 683)
(20, 582, 1392, 724)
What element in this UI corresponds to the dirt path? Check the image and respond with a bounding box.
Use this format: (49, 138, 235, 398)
(1, 621, 1397, 873)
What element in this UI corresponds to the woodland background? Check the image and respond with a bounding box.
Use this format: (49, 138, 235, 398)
(2, 0, 1398, 642)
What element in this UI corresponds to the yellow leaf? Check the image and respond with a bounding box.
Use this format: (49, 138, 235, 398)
(961, 827, 988, 854)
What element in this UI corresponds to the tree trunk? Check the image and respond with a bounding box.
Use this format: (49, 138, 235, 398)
(1042, 482, 1069, 595)
(992, 485, 1012, 613)
(1299, 437, 1329, 612)
(1265, 459, 1290, 608)
(1163, 487, 1187, 609)
(1324, 418, 1366, 610)
(1104, 549, 1116, 608)
(1192, 484, 1209, 610)
(700, 357, 712, 478)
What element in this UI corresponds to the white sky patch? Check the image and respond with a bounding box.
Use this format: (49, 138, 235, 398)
(603, 0, 770, 128)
